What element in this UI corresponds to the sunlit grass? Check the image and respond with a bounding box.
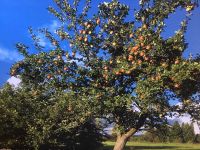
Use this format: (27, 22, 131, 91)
(102, 141, 200, 150)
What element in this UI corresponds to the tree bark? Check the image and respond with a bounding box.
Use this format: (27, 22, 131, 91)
(113, 135, 128, 150)
(113, 114, 147, 150)
(113, 128, 137, 150)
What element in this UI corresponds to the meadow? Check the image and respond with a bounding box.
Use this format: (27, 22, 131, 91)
(103, 142, 200, 150)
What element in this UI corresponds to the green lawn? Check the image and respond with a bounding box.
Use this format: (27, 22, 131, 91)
(102, 141, 200, 150)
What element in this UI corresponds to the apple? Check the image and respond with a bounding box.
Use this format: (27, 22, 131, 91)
(144, 57, 149, 61)
(115, 71, 120, 75)
(140, 51, 145, 57)
(38, 59, 42, 64)
(120, 68, 125, 73)
(112, 42, 117, 46)
(170, 77, 175, 81)
(57, 70, 61, 74)
(175, 59, 180, 64)
(140, 43, 145, 47)
(104, 66, 108, 70)
(64, 67, 69, 71)
(128, 47, 132, 51)
(151, 76, 155, 81)
(78, 36, 83, 41)
(68, 105, 72, 111)
(138, 60, 142, 65)
(174, 83, 180, 88)
(134, 51, 138, 56)
(116, 59, 121, 63)
(54, 61, 58, 65)
(103, 74, 108, 79)
(57, 55, 62, 59)
(72, 52, 76, 57)
(96, 18, 100, 24)
(128, 55, 134, 61)
(142, 24, 148, 29)
(84, 37, 88, 42)
(82, 30, 86, 34)
(126, 70, 132, 75)
(162, 63, 167, 67)
(146, 45, 151, 50)
(80, 118, 85, 122)
(131, 46, 139, 52)
(140, 94, 144, 99)
(47, 74, 52, 79)
(129, 33, 134, 38)
(139, 36, 144, 41)
(87, 24, 91, 28)
(155, 75, 161, 80)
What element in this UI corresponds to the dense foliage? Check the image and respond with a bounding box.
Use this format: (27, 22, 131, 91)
(0, 84, 103, 149)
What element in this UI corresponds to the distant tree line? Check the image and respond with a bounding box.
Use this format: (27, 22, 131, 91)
(131, 121, 199, 143)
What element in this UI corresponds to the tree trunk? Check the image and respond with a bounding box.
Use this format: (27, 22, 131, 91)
(113, 135, 128, 150)
(113, 128, 137, 150)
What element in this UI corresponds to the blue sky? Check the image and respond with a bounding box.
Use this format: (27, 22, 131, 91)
(0, 0, 200, 86)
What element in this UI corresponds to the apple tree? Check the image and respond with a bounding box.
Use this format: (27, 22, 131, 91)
(11, 0, 200, 149)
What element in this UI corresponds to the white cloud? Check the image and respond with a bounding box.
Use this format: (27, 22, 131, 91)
(7, 76, 21, 87)
(0, 20, 60, 62)
(49, 20, 61, 33)
(37, 20, 61, 48)
(37, 33, 47, 47)
(0, 46, 22, 62)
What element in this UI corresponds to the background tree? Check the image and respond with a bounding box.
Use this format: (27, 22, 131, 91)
(170, 121, 184, 143)
(0, 84, 103, 150)
(142, 124, 170, 143)
(182, 123, 195, 143)
(10, 0, 200, 149)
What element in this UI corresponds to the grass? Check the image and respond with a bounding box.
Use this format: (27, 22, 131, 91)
(102, 141, 200, 150)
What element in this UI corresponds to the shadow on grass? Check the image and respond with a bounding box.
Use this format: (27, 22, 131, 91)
(102, 145, 178, 150)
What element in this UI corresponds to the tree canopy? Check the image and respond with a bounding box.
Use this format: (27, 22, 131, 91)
(9, 0, 200, 149)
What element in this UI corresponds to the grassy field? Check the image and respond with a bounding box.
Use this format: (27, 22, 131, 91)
(102, 141, 200, 150)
